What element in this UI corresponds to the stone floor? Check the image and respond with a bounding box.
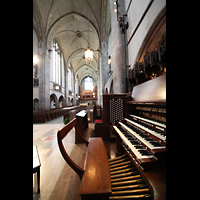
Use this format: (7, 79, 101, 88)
(33, 116, 116, 200)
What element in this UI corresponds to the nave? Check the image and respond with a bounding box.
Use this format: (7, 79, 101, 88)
(33, 116, 116, 200)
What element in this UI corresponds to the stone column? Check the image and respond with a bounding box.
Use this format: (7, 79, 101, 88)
(99, 42, 108, 106)
(109, 0, 126, 93)
(98, 50, 102, 107)
(101, 42, 109, 87)
(64, 66, 68, 107)
(65, 62, 69, 107)
(38, 43, 50, 110)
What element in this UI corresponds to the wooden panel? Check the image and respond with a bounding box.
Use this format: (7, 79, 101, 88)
(131, 74, 166, 102)
(75, 110, 88, 144)
(79, 138, 111, 196)
(94, 122, 110, 140)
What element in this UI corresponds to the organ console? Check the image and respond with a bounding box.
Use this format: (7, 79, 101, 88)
(57, 74, 166, 200)
(103, 73, 166, 199)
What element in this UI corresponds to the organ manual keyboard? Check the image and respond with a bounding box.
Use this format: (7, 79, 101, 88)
(103, 73, 166, 199)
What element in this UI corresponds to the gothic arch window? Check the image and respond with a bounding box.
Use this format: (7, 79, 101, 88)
(52, 40, 63, 85)
(68, 68, 72, 91)
(84, 76, 93, 90)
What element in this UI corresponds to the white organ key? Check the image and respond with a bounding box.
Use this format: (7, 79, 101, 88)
(125, 118, 166, 141)
(130, 114, 166, 129)
(119, 121, 164, 150)
(113, 126, 154, 159)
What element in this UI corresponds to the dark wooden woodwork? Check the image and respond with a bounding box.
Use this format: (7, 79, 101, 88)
(79, 138, 111, 200)
(93, 105, 102, 121)
(75, 110, 89, 144)
(94, 120, 110, 140)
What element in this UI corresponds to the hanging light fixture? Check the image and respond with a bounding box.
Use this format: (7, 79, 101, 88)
(85, 46, 93, 63)
(85, 7, 93, 64)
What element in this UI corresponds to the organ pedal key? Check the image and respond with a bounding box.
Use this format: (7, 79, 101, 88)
(108, 155, 153, 199)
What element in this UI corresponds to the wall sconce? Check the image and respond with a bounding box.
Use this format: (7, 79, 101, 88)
(108, 55, 111, 65)
(33, 55, 39, 65)
(117, 14, 129, 34)
(55, 85, 60, 90)
(108, 55, 112, 73)
(114, 1, 118, 13)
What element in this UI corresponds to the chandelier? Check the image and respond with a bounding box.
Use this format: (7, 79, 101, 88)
(85, 46, 93, 63)
(85, 7, 94, 64)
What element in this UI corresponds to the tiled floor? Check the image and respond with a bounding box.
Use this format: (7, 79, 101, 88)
(33, 116, 116, 200)
(33, 117, 81, 200)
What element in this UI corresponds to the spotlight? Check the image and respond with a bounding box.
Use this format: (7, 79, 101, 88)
(118, 15, 129, 34)
(117, 17, 122, 22)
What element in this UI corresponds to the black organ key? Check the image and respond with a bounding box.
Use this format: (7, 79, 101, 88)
(138, 150, 153, 156)
(149, 141, 164, 147)
(134, 145, 145, 149)
(146, 138, 155, 141)
(130, 140, 140, 145)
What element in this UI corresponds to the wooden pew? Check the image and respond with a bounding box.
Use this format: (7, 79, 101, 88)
(33, 110, 49, 123)
(63, 107, 80, 122)
(33, 106, 80, 123)
(57, 118, 111, 200)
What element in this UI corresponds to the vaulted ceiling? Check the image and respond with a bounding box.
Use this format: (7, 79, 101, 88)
(33, 0, 107, 84)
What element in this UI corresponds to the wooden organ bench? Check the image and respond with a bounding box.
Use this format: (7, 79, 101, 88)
(57, 118, 112, 200)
